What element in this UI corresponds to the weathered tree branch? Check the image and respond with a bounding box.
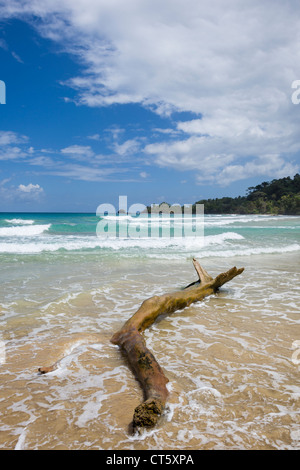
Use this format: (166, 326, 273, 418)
(111, 260, 244, 429)
(38, 260, 244, 429)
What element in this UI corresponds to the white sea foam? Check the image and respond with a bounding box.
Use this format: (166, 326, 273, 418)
(204, 232, 244, 243)
(1, 241, 298, 258)
(103, 214, 297, 226)
(0, 230, 299, 257)
(15, 429, 28, 450)
(0, 224, 51, 237)
(5, 219, 35, 225)
(0, 231, 243, 253)
(195, 243, 300, 259)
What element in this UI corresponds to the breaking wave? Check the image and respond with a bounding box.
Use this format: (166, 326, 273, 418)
(0, 224, 51, 237)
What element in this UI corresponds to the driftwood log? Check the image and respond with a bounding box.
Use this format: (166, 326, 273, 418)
(39, 259, 244, 430)
(111, 259, 244, 429)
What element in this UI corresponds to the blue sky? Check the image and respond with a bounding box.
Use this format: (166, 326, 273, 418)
(0, 0, 300, 212)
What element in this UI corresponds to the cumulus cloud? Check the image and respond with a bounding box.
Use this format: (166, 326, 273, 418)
(1, 0, 300, 184)
(145, 109, 300, 184)
(18, 183, 42, 193)
(0, 182, 45, 203)
(17, 183, 44, 200)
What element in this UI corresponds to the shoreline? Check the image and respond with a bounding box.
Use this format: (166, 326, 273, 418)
(0, 216, 299, 450)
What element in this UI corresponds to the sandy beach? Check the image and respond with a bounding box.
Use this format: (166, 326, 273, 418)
(0, 214, 299, 449)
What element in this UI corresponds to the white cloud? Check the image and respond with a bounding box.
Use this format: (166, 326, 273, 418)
(61, 144, 95, 159)
(113, 138, 140, 157)
(1, 0, 300, 184)
(196, 156, 299, 186)
(0, 129, 145, 182)
(87, 133, 101, 141)
(0, 178, 11, 187)
(0, 180, 44, 202)
(0, 146, 28, 160)
(144, 107, 300, 184)
(17, 183, 44, 200)
(18, 183, 43, 193)
(3, 1, 300, 110)
(0, 130, 28, 146)
(11, 51, 23, 63)
(44, 163, 121, 182)
(0, 131, 29, 160)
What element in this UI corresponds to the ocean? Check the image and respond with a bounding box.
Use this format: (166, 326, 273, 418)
(0, 212, 299, 450)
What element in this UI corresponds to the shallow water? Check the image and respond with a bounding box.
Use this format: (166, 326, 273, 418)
(0, 214, 299, 450)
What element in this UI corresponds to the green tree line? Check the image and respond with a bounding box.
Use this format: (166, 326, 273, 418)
(193, 174, 300, 215)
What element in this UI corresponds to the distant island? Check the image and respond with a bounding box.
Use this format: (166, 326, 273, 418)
(147, 174, 300, 215)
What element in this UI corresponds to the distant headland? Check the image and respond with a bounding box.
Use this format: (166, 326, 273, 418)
(147, 174, 300, 215)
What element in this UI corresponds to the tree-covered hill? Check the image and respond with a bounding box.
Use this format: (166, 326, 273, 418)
(193, 174, 300, 215)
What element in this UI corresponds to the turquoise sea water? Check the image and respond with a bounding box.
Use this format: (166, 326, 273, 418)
(0, 213, 299, 450)
(0, 212, 299, 258)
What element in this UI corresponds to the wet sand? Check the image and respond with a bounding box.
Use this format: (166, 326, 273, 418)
(0, 253, 299, 449)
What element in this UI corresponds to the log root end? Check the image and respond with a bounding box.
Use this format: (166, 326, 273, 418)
(133, 398, 164, 428)
(38, 365, 55, 374)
